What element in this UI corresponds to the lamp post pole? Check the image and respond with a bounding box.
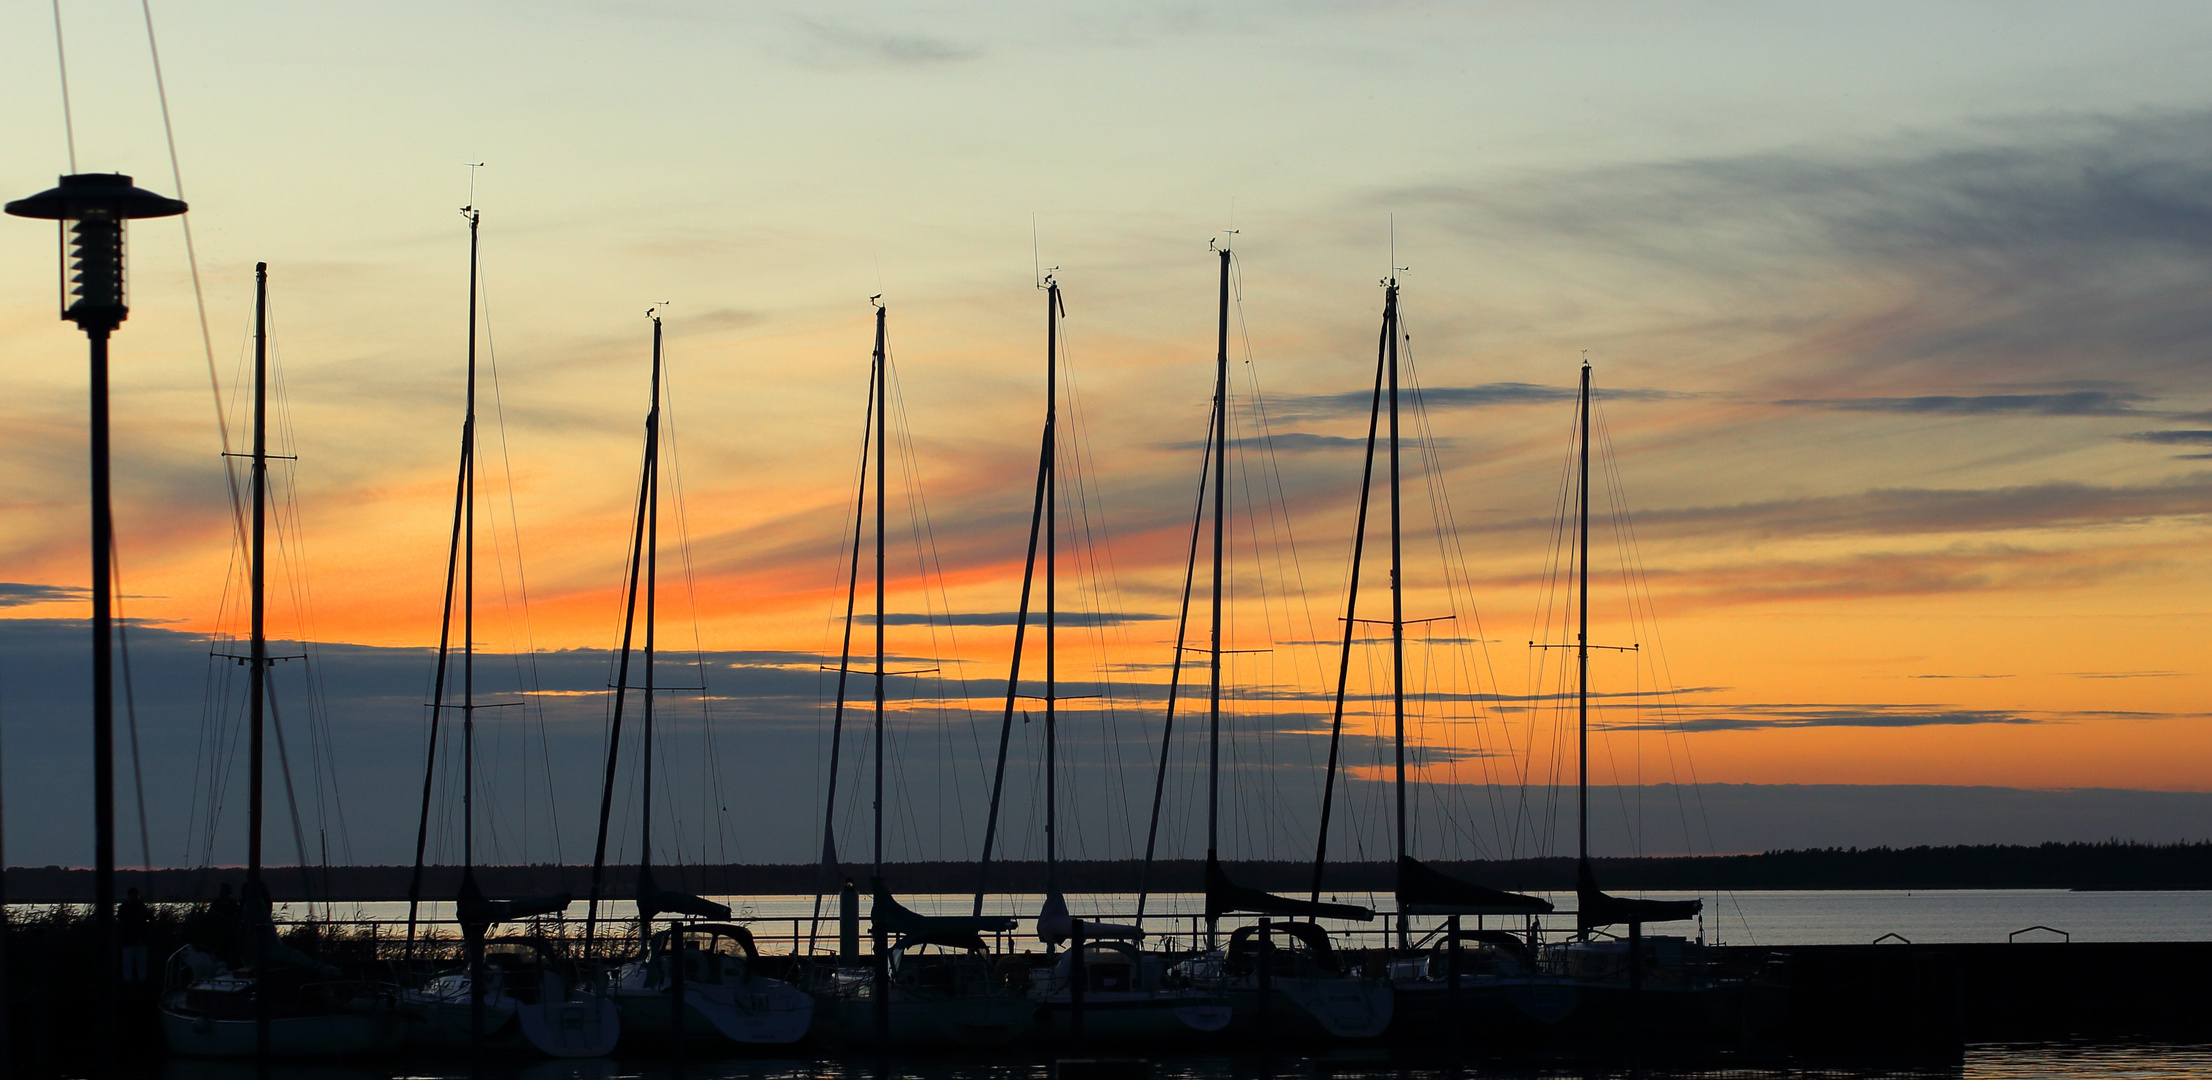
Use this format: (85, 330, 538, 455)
(7, 173, 186, 1073)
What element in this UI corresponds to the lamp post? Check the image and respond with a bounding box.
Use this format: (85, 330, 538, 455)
(6, 172, 186, 1067)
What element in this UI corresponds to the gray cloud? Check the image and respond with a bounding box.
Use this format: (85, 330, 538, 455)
(1604, 704, 2041, 733)
(792, 17, 981, 66)
(1165, 432, 1450, 453)
(2125, 429, 2212, 444)
(1517, 474, 2212, 540)
(1778, 391, 2154, 417)
(0, 583, 84, 607)
(1275, 382, 1679, 421)
(1390, 111, 2212, 397)
(862, 611, 1172, 627)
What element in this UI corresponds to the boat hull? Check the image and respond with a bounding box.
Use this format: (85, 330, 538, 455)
(160, 1008, 407, 1059)
(1389, 978, 1579, 1040)
(812, 990, 1032, 1048)
(1027, 991, 1232, 1042)
(402, 993, 621, 1058)
(614, 981, 813, 1048)
(1208, 978, 1393, 1041)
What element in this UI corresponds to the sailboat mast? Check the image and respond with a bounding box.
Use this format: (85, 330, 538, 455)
(1308, 295, 1389, 905)
(973, 290, 1051, 915)
(1045, 280, 1059, 885)
(1138, 410, 1211, 924)
(1576, 360, 1591, 873)
(1387, 281, 1407, 952)
(582, 314, 657, 945)
(247, 262, 268, 884)
(405, 220, 476, 956)
(871, 303, 887, 879)
(640, 314, 663, 908)
(1205, 245, 1229, 947)
(461, 210, 479, 872)
(809, 343, 875, 944)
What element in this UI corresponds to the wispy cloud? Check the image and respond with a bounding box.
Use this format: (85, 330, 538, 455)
(1274, 382, 1680, 421)
(790, 16, 981, 67)
(1482, 474, 2212, 541)
(1779, 391, 2154, 417)
(1604, 703, 2042, 732)
(0, 583, 84, 607)
(861, 611, 1172, 627)
(1165, 432, 1450, 453)
(2125, 429, 2212, 444)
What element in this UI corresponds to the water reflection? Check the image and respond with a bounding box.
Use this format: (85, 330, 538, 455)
(139, 1042, 2212, 1080)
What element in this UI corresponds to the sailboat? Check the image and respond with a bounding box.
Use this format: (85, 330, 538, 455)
(1164, 244, 1393, 1042)
(1304, 277, 1572, 1041)
(809, 300, 1025, 1049)
(394, 207, 616, 1058)
(159, 264, 408, 1058)
(970, 275, 1230, 1044)
(1538, 360, 1784, 1037)
(589, 311, 814, 1049)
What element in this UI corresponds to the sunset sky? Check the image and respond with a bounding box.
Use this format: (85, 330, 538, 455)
(3, 2, 2210, 869)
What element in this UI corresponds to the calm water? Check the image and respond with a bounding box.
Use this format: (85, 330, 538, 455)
(189, 889, 2210, 951)
(137, 1041, 2212, 1079)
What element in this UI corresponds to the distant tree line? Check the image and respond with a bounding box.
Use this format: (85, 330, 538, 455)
(5, 841, 2205, 902)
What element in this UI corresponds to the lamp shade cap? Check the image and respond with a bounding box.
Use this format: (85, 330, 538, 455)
(6, 173, 187, 220)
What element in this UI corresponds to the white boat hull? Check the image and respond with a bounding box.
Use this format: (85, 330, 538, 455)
(614, 980, 813, 1047)
(403, 991, 621, 1058)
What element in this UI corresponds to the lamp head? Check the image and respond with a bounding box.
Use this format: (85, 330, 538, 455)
(6, 173, 187, 333)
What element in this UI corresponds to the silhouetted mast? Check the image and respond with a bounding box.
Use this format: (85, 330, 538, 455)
(1204, 245, 1229, 948)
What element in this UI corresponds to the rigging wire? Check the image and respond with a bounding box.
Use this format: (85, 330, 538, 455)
(138, 0, 247, 558)
(49, 0, 77, 171)
(109, 550, 153, 885)
(478, 248, 565, 870)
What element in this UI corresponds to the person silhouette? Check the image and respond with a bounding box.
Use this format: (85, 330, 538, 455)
(119, 887, 151, 983)
(207, 883, 240, 961)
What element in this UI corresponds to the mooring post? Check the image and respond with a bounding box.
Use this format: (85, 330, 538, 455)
(1069, 918, 1087, 1044)
(1448, 915, 1464, 1053)
(872, 924, 890, 1045)
(1256, 917, 1273, 1037)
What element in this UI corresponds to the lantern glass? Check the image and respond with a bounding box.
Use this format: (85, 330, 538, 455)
(61, 208, 127, 327)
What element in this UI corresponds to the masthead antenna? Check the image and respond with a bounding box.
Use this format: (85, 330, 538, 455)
(462, 162, 485, 213)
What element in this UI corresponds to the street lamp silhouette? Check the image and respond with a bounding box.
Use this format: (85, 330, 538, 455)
(6, 172, 186, 1064)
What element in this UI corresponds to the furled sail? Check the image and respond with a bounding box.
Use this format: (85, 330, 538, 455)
(1036, 890, 1143, 945)
(637, 864, 731, 922)
(1575, 859, 1700, 930)
(457, 868, 573, 929)
(874, 878, 1017, 951)
(1205, 854, 1375, 922)
(1395, 855, 1554, 916)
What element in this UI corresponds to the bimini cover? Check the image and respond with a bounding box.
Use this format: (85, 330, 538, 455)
(1205, 855, 1375, 922)
(1396, 856, 1553, 916)
(1036, 890, 1143, 946)
(1575, 859, 1700, 930)
(874, 879, 1016, 951)
(637, 865, 732, 923)
(455, 869, 573, 931)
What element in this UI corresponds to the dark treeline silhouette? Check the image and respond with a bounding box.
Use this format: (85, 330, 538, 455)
(6, 841, 2206, 901)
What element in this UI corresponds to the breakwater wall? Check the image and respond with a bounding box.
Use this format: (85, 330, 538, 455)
(11, 842, 2211, 901)
(1724, 940, 2212, 1042)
